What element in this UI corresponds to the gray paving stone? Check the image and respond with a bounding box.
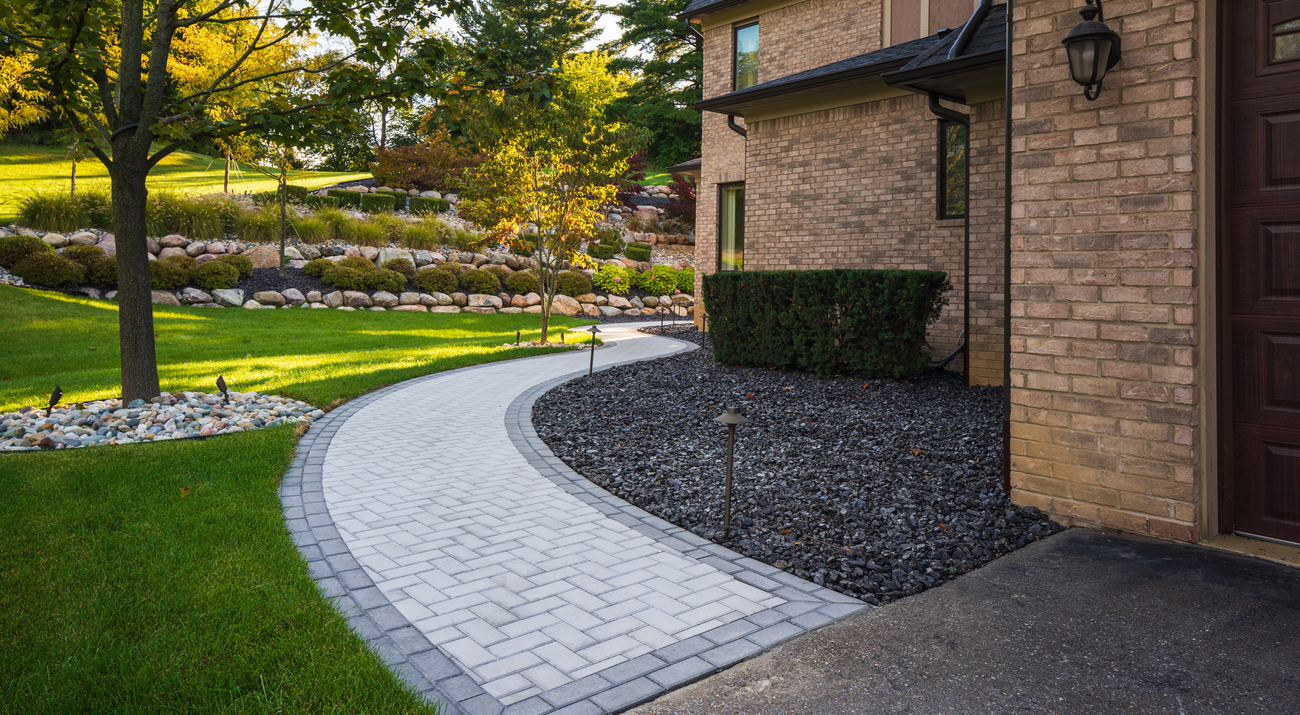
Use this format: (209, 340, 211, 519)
(597, 653, 668, 684)
(539, 673, 611, 708)
(654, 635, 713, 664)
(590, 677, 661, 712)
(647, 656, 714, 689)
(700, 638, 763, 668)
(748, 621, 805, 648)
(501, 697, 551, 715)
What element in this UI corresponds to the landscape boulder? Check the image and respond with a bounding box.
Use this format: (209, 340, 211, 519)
(378, 248, 413, 267)
(281, 288, 306, 306)
(206, 242, 228, 255)
(212, 289, 244, 307)
(467, 294, 503, 309)
(180, 287, 212, 304)
(322, 291, 343, 308)
(151, 290, 181, 306)
(185, 242, 207, 257)
(343, 291, 372, 308)
(158, 247, 187, 260)
(160, 234, 189, 248)
(551, 294, 581, 316)
(399, 292, 422, 305)
(607, 296, 631, 309)
(306, 291, 322, 303)
(42, 233, 69, 248)
(371, 291, 399, 307)
(253, 290, 286, 306)
(242, 244, 282, 269)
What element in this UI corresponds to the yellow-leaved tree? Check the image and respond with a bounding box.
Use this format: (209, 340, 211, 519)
(0, 55, 48, 133)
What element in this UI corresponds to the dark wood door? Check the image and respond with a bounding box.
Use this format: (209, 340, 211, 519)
(1225, 0, 1300, 544)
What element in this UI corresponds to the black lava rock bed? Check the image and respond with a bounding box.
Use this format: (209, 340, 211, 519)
(239, 267, 332, 296)
(533, 326, 1063, 605)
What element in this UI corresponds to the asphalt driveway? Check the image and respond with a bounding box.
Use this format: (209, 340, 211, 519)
(630, 529, 1300, 715)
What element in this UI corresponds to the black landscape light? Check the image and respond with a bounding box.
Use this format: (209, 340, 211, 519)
(713, 406, 751, 534)
(1062, 0, 1121, 101)
(586, 325, 601, 376)
(216, 375, 229, 403)
(516, 330, 521, 346)
(47, 386, 62, 417)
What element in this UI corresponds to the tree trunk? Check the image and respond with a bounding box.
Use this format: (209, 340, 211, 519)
(224, 154, 230, 193)
(70, 141, 78, 198)
(278, 167, 288, 276)
(380, 106, 388, 151)
(112, 162, 161, 403)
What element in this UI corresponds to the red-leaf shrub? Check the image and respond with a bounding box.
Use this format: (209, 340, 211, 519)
(665, 173, 696, 226)
(370, 134, 486, 193)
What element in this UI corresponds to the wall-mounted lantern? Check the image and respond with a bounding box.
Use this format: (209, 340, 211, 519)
(1062, 0, 1121, 101)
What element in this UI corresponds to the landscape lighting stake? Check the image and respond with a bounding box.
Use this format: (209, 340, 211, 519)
(587, 325, 601, 376)
(216, 375, 229, 403)
(47, 386, 62, 417)
(713, 406, 751, 534)
(516, 331, 520, 346)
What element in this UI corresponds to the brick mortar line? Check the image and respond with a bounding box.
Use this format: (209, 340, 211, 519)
(280, 325, 867, 715)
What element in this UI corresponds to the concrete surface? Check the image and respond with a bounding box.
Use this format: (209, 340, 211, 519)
(629, 529, 1300, 715)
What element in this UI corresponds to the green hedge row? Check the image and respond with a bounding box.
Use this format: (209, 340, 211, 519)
(327, 189, 361, 208)
(374, 189, 409, 209)
(702, 269, 951, 379)
(304, 194, 339, 210)
(360, 193, 395, 213)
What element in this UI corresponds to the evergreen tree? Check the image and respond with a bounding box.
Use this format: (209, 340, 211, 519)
(456, 0, 601, 72)
(604, 0, 701, 165)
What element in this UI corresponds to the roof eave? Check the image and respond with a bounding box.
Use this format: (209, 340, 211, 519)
(881, 49, 1005, 102)
(695, 56, 914, 115)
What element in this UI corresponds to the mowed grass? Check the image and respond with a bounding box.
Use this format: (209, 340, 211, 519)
(0, 286, 595, 713)
(0, 144, 369, 224)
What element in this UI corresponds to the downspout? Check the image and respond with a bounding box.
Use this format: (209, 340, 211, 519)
(949, 0, 993, 60)
(727, 115, 748, 137)
(927, 92, 970, 387)
(1003, 0, 1014, 493)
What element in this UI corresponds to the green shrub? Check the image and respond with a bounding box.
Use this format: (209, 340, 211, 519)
(635, 265, 678, 295)
(374, 190, 409, 210)
(402, 219, 449, 250)
(321, 266, 367, 291)
(352, 222, 387, 247)
(409, 196, 451, 215)
(315, 207, 357, 242)
(86, 256, 118, 289)
(415, 267, 457, 294)
(304, 194, 340, 210)
(459, 268, 501, 295)
(13, 253, 85, 287)
(17, 191, 82, 233)
(61, 245, 106, 266)
(586, 242, 616, 260)
(675, 266, 695, 294)
(592, 228, 624, 250)
(381, 258, 416, 280)
(237, 206, 280, 243)
(149, 257, 190, 290)
(594, 264, 635, 295)
(437, 261, 463, 275)
(162, 254, 199, 275)
(482, 265, 509, 281)
(624, 243, 651, 262)
(285, 185, 310, 203)
(327, 189, 361, 208)
(303, 258, 334, 278)
(192, 260, 240, 290)
(703, 269, 952, 379)
(504, 270, 541, 295)
(360, 193, 395, 214)
(218, 253, 253, 279)
(555, 270, 592, 297)
(363, 268, 407, 293)
(511, 235, 537, 257)
(337, 255, 376, 272)
(0, 235, 55, 268)
(292, 215, 330, 244)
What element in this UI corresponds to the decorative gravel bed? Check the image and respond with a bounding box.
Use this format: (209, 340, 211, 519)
(1, 391, 323, 452)
(533, 326, 1062, 605)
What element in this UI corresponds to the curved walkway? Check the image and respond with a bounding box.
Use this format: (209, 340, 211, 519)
(280, 323, 866, 715)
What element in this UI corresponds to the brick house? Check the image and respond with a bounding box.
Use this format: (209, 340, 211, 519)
(682, 0, 1300, 549)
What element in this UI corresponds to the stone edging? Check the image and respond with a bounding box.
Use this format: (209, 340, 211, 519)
(280, 330, 867, 715)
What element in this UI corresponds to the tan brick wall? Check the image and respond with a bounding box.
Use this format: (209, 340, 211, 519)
(758, 0, 884, 81)
(698, 24, 751, 304)
(1009, 0, 1200, 541)
(969, 100, 1007, 386)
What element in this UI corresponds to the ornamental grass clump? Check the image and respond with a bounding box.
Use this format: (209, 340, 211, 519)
(237, 206, 281, 243)
(291, 216, 330, 244)
(367, 213, 408, 243)
(314, 207, 358, 243)
(401, 219, 449, 250)
(415, 267, 457, 294)
(351, 222, 387, 248)
(17, 191, 83, 233)
(12, 252, 85, 288)
(593, 264, 634, 295)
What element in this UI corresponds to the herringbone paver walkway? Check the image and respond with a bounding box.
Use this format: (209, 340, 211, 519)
(282, 322, 866, 715)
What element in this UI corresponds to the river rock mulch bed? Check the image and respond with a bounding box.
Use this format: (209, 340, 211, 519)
(1, 391, 323, 452)
(532, 326, 1062, 605)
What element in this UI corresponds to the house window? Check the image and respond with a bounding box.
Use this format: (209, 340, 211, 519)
(735, 22, 759, 90)
(938, 120, 968, 219)
(719, 183, 745, 271)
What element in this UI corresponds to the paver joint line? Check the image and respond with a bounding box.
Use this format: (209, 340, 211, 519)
(278, 322, 868, 715)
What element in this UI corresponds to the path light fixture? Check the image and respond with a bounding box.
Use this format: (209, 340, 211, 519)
(47, 386, 62, 417)
(216, 375, 229, 403)
(586, 325, 601, 376)
(713, 406, 751, 534)
(1062, 0, 1121, 101)
(516, 330, 520, 346)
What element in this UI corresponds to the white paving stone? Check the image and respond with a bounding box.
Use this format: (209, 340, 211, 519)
(318, 323, 795, 696)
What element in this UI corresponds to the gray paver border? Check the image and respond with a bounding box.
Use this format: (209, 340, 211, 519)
(280, 324, 869, 715)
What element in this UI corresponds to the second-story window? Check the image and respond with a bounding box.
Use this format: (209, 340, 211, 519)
(735, 22, 759, 90)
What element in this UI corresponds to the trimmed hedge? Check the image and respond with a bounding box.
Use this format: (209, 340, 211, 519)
(703, 269, 951, 379)
(374, 190, 409, 210)
(409, 197, 451, 215)
(192, 261, 240, 290)
(415, 267, 457, 295)
(327, 189, 361, 208)
(304, 194, 340, 210)
(586, 243, 616, 260)
(13, 253, 85, 288)
(0, 235, 54, 268)
(360, 193, 396, 213)
(219, 253, 254, 279)
(624, 243, 651, 262)
(555, 270, 592, 297)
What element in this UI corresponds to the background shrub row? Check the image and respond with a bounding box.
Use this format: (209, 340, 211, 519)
(703, 269, 951, 379)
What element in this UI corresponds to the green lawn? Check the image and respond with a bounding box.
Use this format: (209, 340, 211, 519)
(0, 144, 369, 224)
(0, 286, 595, 713)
